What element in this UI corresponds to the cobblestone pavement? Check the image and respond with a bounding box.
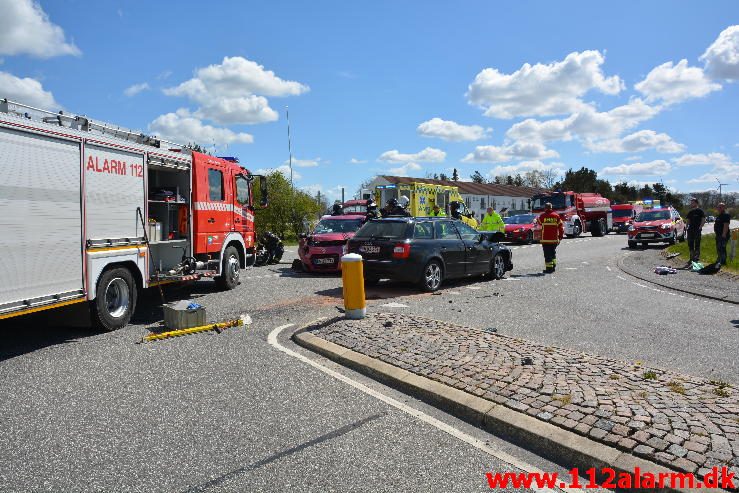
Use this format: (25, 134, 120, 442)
(311, 312, 739, 480)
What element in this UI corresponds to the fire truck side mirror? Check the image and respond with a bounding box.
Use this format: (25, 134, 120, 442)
(258, 175, 268, 208)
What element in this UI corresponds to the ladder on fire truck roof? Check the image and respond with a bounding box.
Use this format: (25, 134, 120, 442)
(0, 98, 191, 153)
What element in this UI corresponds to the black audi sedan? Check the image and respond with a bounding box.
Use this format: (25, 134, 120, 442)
(346, 217, 513, 292)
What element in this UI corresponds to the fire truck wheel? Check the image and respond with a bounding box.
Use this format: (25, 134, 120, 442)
(215, 246, 240, 290)
(92, 267, 137, 332)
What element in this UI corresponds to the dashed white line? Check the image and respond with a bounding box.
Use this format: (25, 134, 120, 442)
(268, 324, 565, 493)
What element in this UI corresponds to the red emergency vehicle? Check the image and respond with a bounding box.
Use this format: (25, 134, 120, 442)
(298, 215, 368, 272)
(0, 99, 267, 330)
(531, 191, 612, 237)
(610, 203, 643, 233)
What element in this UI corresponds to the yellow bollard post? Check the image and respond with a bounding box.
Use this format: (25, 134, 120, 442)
(341, 253, 366, 319)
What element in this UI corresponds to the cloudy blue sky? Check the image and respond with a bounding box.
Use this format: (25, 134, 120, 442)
(1, 0, 738, 201)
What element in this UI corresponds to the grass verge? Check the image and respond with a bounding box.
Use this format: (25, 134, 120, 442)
(666, 230, 739, 273)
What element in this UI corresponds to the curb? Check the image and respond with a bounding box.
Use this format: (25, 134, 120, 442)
(616, 256, 738, 305)
(293, 323, 730, 493)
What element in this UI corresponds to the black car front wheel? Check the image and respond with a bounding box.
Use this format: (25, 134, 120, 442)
(419, 260, 443, 292)
(490, 253, 506, 280)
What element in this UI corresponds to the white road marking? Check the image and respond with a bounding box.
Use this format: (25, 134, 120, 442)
(616, 276, 627, 281)
(268, 324, 566, 493)
(605, 266, 612, 272)
(565, 268, 577, 270)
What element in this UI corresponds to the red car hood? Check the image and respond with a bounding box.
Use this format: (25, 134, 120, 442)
(633, 219, 670, 228)
(310, 232, 356, 242)
(505, 224, 532, 232)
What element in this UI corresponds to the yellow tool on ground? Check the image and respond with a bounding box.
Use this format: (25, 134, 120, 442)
(141, 316, 250, 343)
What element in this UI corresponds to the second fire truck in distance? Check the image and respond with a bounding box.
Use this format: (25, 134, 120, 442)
(531, 191, 612, 237)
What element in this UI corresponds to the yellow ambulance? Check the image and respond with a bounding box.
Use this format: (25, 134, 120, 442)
(375, 182, 479, 228)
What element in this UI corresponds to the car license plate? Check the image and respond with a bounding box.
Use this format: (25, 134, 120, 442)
(314, 257, 335, 264)
(359, 245, 380, 254)
(641, 233, 655, 238)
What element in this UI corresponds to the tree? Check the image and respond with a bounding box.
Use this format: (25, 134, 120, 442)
(505, 175, 514, 186)
(559, 167, 599, 192)
(513, 174, 524, 187)
(439, 172, 449, 180)
(254, 171, 323, 240)
(493, 175, 503, 185)
(470, 170, 486, 184)
(452, 168, 459, 181)
(542, 168, 559, 189)
(523, 170, 545, 188)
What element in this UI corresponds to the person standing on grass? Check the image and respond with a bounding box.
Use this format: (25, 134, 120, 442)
(714, 202, 731, 266)
(685, 197, 706, 262)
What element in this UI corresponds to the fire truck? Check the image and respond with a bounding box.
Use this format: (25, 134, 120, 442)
(531, 191, 612, 237)
(0, 99, 267, 331)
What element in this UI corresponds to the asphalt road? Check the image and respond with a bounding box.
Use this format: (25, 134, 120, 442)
(0, 224, 736, 492)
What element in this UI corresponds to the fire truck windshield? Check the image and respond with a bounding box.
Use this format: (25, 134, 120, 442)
(532, 195, 566, 210)
(612, 209, 633, 218)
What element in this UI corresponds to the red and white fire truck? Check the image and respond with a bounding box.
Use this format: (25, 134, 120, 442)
(531, 191, 612, 237)
(0, 99, 267, 330)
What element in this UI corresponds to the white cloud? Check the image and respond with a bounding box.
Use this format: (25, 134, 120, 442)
(585, 130, 685, 154)
(0, 71, 57, 109)
(0, 0, 80, 58)
(378, 147, 446, 163)
(163, 56, 307, 125)
(283, 157, 321, 168)
(462, 142, 559, 163)
(416, 117, 491, 142)
(467, 50, 623, 119)
(349, 158, 367, 164)
(166, 56, 308, 100)
(388, 162, 422, 176)
(672, 152, 733, 167)
(625, 155, 642, 162)
(505, 98, 659, 143)
(634, 59, 721, 105)
(700, 25, 739, 80)
(149, 109, 254, 146)
(487, 160, 565, 178)
(255, 165, 302, 181)
(193, 95, 278, 125)
(123, 82, 150, 97)
(686, 163, 739, 184)
(601, 160, 671, 176)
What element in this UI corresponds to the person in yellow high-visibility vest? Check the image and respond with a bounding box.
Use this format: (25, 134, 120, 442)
(480, 207, 504, 233)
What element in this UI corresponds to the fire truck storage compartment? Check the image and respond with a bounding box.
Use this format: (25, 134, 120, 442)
(0, 125, 84, 313)
(146, 159, 192, 273)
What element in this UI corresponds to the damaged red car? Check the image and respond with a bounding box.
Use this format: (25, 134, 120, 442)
(298, 215, 368, 272)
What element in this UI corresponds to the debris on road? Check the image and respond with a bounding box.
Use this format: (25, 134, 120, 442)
(653, 266, 677, 275)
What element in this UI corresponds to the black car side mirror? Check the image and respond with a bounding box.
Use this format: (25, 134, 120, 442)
(478, 233, 486, 243)
(490, 231, 505, 243)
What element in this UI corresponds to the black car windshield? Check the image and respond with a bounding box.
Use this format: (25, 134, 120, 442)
(314, 219, 363, 234)
(612, 209, 633, 218)
(532, 195, 566, 210)
(636, 210, 670, 221)
(354, 221, 409, 239)
(504, 214, 536, 224)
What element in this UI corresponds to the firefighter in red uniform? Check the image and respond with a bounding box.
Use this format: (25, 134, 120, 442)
(538, 202, 564, 274)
